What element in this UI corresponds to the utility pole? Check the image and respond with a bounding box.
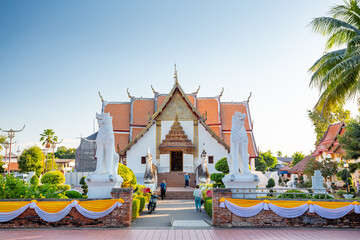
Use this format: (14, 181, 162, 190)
(51, 139, 63, 171)
(3, 142, 9, 174)
(0, 126, 25, 175)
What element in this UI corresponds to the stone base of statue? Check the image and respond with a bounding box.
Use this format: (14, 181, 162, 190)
(144, 183, 157, 192)
(86, 174, 123, 199)
(222, 173, 259, 198)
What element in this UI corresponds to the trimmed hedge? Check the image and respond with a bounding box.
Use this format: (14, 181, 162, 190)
(30, 175, 39, 186)
(132, 198, 140, 220)
(204, 198, 212, 217)
(41, 171, 65, 185)
(65, 190, 83, 198)
(136, 196, 146, 213)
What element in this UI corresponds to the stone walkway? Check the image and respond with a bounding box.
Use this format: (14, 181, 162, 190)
(132, 199, 211, 228)
(1, 228, 360, 239)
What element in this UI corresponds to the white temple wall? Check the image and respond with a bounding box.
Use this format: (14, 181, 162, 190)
(183, 154, 194, 173)
(159, 154, 170, 172)
(127, 124, 156, 176)
(198, 124, 228, 174)
(161, 120, 194, 141)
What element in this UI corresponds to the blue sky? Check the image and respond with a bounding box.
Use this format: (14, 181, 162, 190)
(0, 0, 356, 156)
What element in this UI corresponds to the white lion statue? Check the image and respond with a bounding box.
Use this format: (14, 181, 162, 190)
(94, 112, 119, 179)
(227, 111, 250, 179)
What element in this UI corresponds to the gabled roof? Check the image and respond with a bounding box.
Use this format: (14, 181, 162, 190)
(120, 81, 230, 154)
(313, 122, 346, 156)
(149, 81, 205, 122)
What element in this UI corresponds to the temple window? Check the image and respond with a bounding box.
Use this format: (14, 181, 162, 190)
(208, 156, 214, 164)
(141, 156, 146, 164)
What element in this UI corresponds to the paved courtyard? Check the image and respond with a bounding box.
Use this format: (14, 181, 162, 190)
(1, 228, 360, 240)
(132, 199, 211, 228)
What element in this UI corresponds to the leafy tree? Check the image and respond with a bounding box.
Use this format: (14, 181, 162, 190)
(258, 151, 277, 169)
(308, 105, 350, 145)
(348, 162, 360, 173)
(309, 0, 360, 112)
(291, 151, 306, 167)
(80, 176, 88, 196)
(18, 146, 44, 176)
(44, 158, 59, 172)
(55, 146, 76, 159)
(210, 157, 229, 188)
(276, 151, 282, 157)
(339, 117, 360, 159)
(321, 158, 338, 178)
(303, 157, 321, 178)
(255, 158, 267, 173)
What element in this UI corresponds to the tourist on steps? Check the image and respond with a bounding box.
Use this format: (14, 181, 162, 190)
(184, 173, 190, 188)
(160, 180, 167, 200)
(193, 185, 202, 212)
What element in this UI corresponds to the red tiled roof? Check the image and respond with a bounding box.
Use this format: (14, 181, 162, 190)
(313, 122, 346, 156)
(105, 82, 258, 158)
(279, 166, 290, 171)
(289, 156, 314, 174)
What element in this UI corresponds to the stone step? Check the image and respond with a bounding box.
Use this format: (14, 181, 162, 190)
(154, 190, 195, 200)
(158, 172, 196, 187)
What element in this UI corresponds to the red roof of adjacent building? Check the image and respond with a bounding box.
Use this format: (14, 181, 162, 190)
(104, 80, 258, 158)
(289, 155, 315, 174)
(312, 122, 346, 156)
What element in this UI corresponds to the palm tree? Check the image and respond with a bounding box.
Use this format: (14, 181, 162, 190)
(40, 129, 58, 172)
(309, 0, 360, 112)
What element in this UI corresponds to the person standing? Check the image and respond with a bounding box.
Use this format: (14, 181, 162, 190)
(160, 180, 167, 200)
(193, 185, 202, 212)
(184, 173, 190, 188)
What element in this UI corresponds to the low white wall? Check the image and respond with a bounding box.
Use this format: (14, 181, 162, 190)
(64, 172, 90, 187)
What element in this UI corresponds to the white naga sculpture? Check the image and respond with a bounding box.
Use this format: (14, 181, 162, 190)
(196, 144, 210, 184)
(227, 111, 251, 178)
(93, 112, 119, 178)
(143, 148, 157, 184)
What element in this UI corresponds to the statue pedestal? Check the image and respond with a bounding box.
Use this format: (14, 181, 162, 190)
(222, 174, 259, 198)
(86, 174, 123, 199)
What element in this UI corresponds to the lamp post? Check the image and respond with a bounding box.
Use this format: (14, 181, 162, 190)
(51, 139, 63, 171)
(0, 126, 25, 175)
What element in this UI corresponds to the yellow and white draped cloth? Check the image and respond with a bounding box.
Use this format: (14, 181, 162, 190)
(219, 198, 360, 219)
(0, 198, 124, 223)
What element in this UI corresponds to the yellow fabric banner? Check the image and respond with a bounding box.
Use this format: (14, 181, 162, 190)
(220, 198, 357, 209)
(0, 201, 29, 212)
(36, 201, 73, 213)
(78, 199, 119, 212)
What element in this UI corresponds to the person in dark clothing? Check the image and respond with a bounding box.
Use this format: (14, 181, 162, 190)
(160, 180, 167, 200)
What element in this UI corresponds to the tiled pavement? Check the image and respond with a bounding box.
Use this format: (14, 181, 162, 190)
(1, 228, 360, 240)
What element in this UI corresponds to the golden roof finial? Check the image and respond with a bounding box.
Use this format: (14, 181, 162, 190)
(174, 64, 178, 84)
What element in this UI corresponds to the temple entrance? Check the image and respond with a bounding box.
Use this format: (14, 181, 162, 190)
(170, 151, 183, 171)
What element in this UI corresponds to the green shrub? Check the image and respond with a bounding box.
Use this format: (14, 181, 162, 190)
(118, 163, 137, 188)
(132, 198, 140, 220)
(204, 198, 212, 217)
(30, 175, 39, 186)
(210, 173, 225, 188)
(36, 184, 70, 198)
(41, 171, 65, 185)
(136, 196, 146, 213)
(312, 194, 334, 199)
(266, 178, 275, 188)
(65, 190, 83, 198)
(277, 189, 311, 199)
(215, 157, 229, 174)
(80, 176, 88, 196)
(0, 175, 30, 199)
